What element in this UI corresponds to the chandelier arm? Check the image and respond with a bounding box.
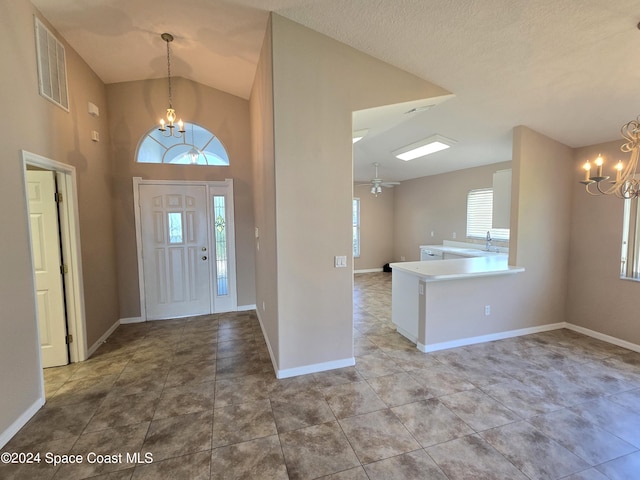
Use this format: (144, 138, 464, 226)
(598, 180, 619, 196)
(584, 184, 600, 196)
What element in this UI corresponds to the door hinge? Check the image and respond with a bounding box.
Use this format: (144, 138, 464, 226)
(54, 192, 63, 203)
(65, 334, 73, 344)
(60, 264, 69, 274)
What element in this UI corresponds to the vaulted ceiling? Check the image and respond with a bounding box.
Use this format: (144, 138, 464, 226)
(31, 0, 640, 182)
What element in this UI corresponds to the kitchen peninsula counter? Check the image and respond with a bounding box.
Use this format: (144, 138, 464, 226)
(389, 256, 525, 352)
(391, 255, 523, 281)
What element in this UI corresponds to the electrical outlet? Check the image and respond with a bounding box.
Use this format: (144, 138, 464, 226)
(484, 305, 491, 316)
(430, 231, 435, 237)
(262, 301, 266, 311)
(400, 256, 406, 261)
(452, 232, 457, 239)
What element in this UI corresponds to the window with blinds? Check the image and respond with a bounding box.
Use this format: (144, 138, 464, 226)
(34, 17, 69, 111)
(466, 188, 510, 241)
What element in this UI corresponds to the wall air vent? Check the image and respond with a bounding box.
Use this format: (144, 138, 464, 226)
(34, 16, 69, 111)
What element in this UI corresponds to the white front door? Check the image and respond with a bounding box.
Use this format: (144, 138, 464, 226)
(139, 184, 211, 320)
(27, 170, 69, 368)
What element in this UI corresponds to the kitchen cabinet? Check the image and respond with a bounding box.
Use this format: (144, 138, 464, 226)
(492, 169, 511, 229)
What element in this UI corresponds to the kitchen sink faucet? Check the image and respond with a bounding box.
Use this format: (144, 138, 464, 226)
(486, 231, 492, 250)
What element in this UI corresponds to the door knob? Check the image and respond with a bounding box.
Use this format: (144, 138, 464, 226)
(202, 247, 207, 251)
(202, 256, 208, 260)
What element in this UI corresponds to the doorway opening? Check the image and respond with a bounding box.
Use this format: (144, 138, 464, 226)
(22, 151, 88, 375)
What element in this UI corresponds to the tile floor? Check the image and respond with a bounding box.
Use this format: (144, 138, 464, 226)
(2, 272, 640, 479)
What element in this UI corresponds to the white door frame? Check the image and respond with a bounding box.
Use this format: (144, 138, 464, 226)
(21, 151, 89, 366)
(133, 177, 237, 320)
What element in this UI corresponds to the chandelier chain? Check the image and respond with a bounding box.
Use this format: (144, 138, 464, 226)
(166, 38, 173, 109)
(158, 32, 184, 138)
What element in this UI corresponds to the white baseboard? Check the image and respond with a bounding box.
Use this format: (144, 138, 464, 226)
(119, 316, 144, 324)
(87, 319, 120, 358)
(256, 309, 279, 377)
(0, 397, 44, 450)
(237, 304, 257, 312)
(354, 268, 383, 274)
(417, 322, 566, 353)
(276, 357, 356, 379)
(255, 309, 355, 379)
(565, 323, 640, 353)
(396, 326, 418, 344)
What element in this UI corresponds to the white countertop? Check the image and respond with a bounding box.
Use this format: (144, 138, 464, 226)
(390, 256, 524, 281)
(419, 243, 507, 257)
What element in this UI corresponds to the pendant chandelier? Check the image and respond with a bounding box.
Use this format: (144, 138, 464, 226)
(580, 118, 640, 199)
(158, 33, 185, 138)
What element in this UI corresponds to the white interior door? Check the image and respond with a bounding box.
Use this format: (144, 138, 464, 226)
(27, 170, 69, 368)
(139, 184, 211, 319)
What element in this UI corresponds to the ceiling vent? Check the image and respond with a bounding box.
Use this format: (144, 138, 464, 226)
(34, 17, 69, 111)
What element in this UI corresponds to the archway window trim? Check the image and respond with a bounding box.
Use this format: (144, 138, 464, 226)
(136, 121, 230, 166)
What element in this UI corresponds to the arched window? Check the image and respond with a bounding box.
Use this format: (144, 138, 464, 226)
(136, 122, 230, 166)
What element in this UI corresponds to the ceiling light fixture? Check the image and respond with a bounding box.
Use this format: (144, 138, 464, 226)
(393, 134, 456, 161)
(158, 33, 185, 138)
(353, 129, 369, 144)
(580, 118, 640, 198)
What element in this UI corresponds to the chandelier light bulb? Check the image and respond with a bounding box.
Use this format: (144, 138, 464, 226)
(616, 160, 624, 181)
(582, 161, 591, 181)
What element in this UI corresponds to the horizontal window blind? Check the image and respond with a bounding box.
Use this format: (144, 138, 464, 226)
(466, 188, 510, 241)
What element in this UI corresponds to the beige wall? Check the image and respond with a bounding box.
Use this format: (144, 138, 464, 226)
(106, 77, 256, 318)
(250, 18, 280, 363)
(509, 126, 574, 327)
(418, 127, 573, 344)
(566, 140, 640, 344)
(354, 184, 395, 271)
(269, 14, 451, 372)
(394, 162, 512, 262)
(0, 0, 118, 440)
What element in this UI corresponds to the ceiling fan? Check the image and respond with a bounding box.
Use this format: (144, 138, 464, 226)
(357, 162, 400, 196)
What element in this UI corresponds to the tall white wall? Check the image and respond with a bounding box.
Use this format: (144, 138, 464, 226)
(268, 14, 451, 373)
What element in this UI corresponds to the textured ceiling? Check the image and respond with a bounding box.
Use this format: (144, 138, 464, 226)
(31, 0, 640, 182)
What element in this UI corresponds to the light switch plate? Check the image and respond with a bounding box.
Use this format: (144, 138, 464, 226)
(334, 255, 347, 268)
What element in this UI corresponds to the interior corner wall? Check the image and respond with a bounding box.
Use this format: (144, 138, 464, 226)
(393, 161, 512, 262)
(249, 17, 280, 367)
(106, 77, 256, 319)
(566, 140, 640, 344)
(509, 125, 573, 327)
(354, 184, 395, 271)
(0, 0, 118, 444)
(270, 14, 451, 372)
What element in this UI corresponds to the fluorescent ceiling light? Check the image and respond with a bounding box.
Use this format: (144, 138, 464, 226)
(352, 128, 369, 143)
(393, 134, 456, 161)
